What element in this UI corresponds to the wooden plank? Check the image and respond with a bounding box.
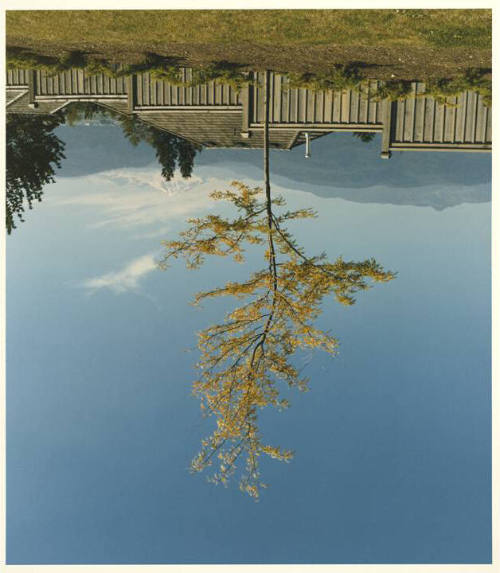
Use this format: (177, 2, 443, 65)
(472, 92, 480, 143)
(350, 90, 359, 124)
(28, 70, 36, 104)
(273, 74, 281, 123)
(281, 81, 289, 123)
(481, 102, 489, 143)
(127, 75, 136, 112)
(179, 82, 185, 106)
(315, 90, 324, 123)
(152, 76, 158, 106)
(403, 85, 416, 141)
(323, 89, 333, 123)
(299, 88, 307, 123)
(474, 98, 484, 143)
(486, 105, 492, 142)
(240, 84, 250, 134)
(464, 91, 477, 142)
(307, 90, 316, 123)
(340, 91, 350, 123)
(367, 83, 377, 123)
(451, 98, 459, 142)
(359, 88, 368, 124)
(77, 69, 84, 94)
(433, 102, 445, 143)
(187, 75, 193, 106)
(288, 88, 296, 123)
(142, 74, 149, 106)
(332, 90, 341, 122)
(456, 92, 467, 143)
(422, 97, 434, 142)
(394, 100, 403, 142)
(381, 98, 393, 158)
(35, 70, 43, 95)
(413, 83, 426, 142)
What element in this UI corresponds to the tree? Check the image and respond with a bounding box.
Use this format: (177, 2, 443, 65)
(6, 114, 66, 234)
(115, 113, 200, 181)
(159, 181, 396, 499)
(62, 102, 201, 181)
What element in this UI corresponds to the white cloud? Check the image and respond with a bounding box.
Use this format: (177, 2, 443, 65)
(51, 167, 224, 232)
(82, 253, 158, 294)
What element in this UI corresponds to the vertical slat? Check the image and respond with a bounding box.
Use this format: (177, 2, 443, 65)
(444, 98, 455, 142)
(414, 83, 426, 142)
(359, 86, 368, 124)
(136, 73, 143, 106)
(481, 103, 489, 143)
(273, 74, 281, 123)
(332, 90, 341, 122)
(323, 89, 332, 123)
(403, 84, 416, 141)
(465, 91, 476, 142)
(307, 90, 316, 123)
(367, 82, 377, 124)
(298, 88, 307, 123)
(486, 105, 492, 142)
(287, 88, 296, 123)
(422, 97, 434, 142)
(433, 101, 444, 143)
(350, 90, 359, 123)
(281, 79, 289, 123)
(79, 69, 85, 94)
(340, 91, 349, 123)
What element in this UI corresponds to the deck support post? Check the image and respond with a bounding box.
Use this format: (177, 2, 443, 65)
(127, 75, 137, 113)
(28, 70, 38, 109)
(380, 98, 393, 159)
(240, 81, 251, 138)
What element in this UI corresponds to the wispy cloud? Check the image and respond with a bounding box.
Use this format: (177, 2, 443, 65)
(51, 167, 223, 233)
(82, 253, 158, 294)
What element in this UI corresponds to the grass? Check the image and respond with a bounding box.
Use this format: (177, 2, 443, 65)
(424, 69, 492, 106)
(283, 65, 491, 107)
(7, 9, 491, 52)
(286, 65, 363, 92)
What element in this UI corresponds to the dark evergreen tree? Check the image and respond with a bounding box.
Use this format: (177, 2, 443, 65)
(6, 114, 66, 234)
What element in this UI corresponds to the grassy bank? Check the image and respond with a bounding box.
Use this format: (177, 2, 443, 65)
(6, 10, 491, 50)
(6, 10, 491, 80)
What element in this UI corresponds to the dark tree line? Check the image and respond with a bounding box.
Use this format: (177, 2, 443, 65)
(6, 103, 200, 233)
(65, 103, 201, 181)
(6, 114, 66, 234)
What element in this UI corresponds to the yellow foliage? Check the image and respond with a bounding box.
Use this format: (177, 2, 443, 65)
(161, 182, 395, 499)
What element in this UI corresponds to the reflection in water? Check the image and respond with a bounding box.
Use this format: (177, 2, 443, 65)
(156, 72, 395, 497)
(5, 64, 490, 498)
(6, 114, 65, 233)
(160, 176, 394, 498)
(65, 103, 201, 181)
(5, 103, 200, 233)
(5, 65, 493, 233)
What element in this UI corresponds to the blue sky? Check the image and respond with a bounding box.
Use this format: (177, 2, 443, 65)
(7, 127, 491, 564)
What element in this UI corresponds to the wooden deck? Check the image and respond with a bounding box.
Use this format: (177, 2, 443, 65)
(6, 67, 492, 156)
